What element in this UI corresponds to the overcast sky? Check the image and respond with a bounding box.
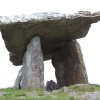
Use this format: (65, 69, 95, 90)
(0, 0, 100, 88)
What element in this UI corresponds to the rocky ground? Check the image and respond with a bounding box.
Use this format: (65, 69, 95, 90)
(0, 84, 100, 100)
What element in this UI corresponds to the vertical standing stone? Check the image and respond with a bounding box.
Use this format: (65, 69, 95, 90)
(14, 67, 23, 89)
(52, 40, 88, 88)
(14, 36, 44, 89)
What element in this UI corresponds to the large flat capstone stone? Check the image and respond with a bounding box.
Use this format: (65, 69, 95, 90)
(0, 11, 100, 65)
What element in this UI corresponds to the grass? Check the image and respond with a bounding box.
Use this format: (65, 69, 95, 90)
(0, 84, 100, 100)
(0, 88, 74, 100)
(68, 84, 100, 92)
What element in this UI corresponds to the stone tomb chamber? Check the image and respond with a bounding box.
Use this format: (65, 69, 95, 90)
(0, 11, 100, 89)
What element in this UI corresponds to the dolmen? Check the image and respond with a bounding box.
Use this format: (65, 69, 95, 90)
(0, 11, 100, 89)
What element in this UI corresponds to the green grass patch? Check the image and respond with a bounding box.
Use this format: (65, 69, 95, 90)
(68, 84, 100, 92)
(0, 84, 100, 100)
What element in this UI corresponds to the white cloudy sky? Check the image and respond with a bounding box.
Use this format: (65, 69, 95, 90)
(0, 0, 100, 88)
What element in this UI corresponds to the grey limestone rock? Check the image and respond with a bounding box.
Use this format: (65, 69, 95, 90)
(0, 11, 100, 65)
(13, 67, 23, 89)
(14, 36, 44, 89)
(52, 40, 88, 88)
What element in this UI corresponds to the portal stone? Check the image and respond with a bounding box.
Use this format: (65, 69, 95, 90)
(14, 36, 44, 89)
(52, 40, 88, 88)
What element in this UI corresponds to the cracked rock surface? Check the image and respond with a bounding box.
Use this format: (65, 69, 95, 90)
(0, 11, 100, 65)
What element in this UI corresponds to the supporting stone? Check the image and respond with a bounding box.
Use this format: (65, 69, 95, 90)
(14, 36, 44, 89)
(52, 40, 88, 88)
(14, 67, 23, 89)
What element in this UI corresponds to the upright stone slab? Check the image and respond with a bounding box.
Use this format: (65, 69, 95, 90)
(52, 40, 88, 88)
(14, 67, 23, 88)
(14, 36, 44, 89)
